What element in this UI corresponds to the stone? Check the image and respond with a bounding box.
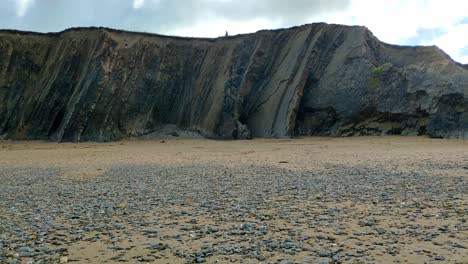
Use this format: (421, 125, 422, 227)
(16, 247, 32, 253)
(195, 257, 206, 263)
(148, 243, 168, 251)
(140, 256, 156, 262)
(113, 223, 125, 229)
(239, 223, 256, 231)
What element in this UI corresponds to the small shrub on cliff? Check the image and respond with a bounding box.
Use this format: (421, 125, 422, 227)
(372, 65, 385, 76)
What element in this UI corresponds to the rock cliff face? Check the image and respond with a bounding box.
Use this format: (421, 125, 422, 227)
(0, 23, 467, 141)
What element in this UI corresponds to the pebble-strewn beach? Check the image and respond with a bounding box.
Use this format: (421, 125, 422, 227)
(0, 137, 467, 263)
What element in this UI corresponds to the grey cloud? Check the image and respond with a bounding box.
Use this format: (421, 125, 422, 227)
(209, 0, 349, 21)
(4, 0, 135, 32)
(0, 0, 350, 34)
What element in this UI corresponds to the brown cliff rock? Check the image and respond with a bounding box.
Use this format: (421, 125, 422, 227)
(0, 23, 466, 141)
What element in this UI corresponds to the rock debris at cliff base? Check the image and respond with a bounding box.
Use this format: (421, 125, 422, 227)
(0, 137, 466, 263)
(0, 23, 467, 141)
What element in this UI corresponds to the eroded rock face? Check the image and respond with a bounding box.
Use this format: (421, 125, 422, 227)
(0, 23, 466, 141)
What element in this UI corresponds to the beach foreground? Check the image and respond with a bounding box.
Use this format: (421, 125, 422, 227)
(0, 137, 466, 263)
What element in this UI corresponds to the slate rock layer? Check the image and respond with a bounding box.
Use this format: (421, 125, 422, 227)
(0, 23, 466, 141)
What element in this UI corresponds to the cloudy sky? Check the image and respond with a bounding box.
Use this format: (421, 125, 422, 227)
(1, 0, 468, 63)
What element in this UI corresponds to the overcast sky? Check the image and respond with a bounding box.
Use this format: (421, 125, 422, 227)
(1, 0, 468, 63)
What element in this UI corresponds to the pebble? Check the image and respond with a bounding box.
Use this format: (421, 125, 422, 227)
(16, 247, 32, 253)
(195, 257, 206, 263)
(140, 255, 156, 262)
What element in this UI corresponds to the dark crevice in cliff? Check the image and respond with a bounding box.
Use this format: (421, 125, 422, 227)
(48, 109, 65, 138)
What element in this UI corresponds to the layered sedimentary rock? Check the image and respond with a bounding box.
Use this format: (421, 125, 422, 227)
(0, 23, 466, 141)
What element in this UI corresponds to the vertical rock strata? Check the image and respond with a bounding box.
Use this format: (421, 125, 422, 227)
(0, 23, 466, 141)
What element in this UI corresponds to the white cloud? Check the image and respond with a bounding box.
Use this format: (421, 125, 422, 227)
(170, 17, 278, 38)
(424, 24, 468, 63)
(310, 0, 468, 43)
(16, 0, 33, 17)
(308, 0, 468, 63)
(133, 0, 145, 9)
(457, 56, 468, 64)
(133, 0, 163, 10)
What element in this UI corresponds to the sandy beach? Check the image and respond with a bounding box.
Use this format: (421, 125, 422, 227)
(0, 137, 467, 263)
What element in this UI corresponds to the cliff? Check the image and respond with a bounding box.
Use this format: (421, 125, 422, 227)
(0, 23, 467, 141)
